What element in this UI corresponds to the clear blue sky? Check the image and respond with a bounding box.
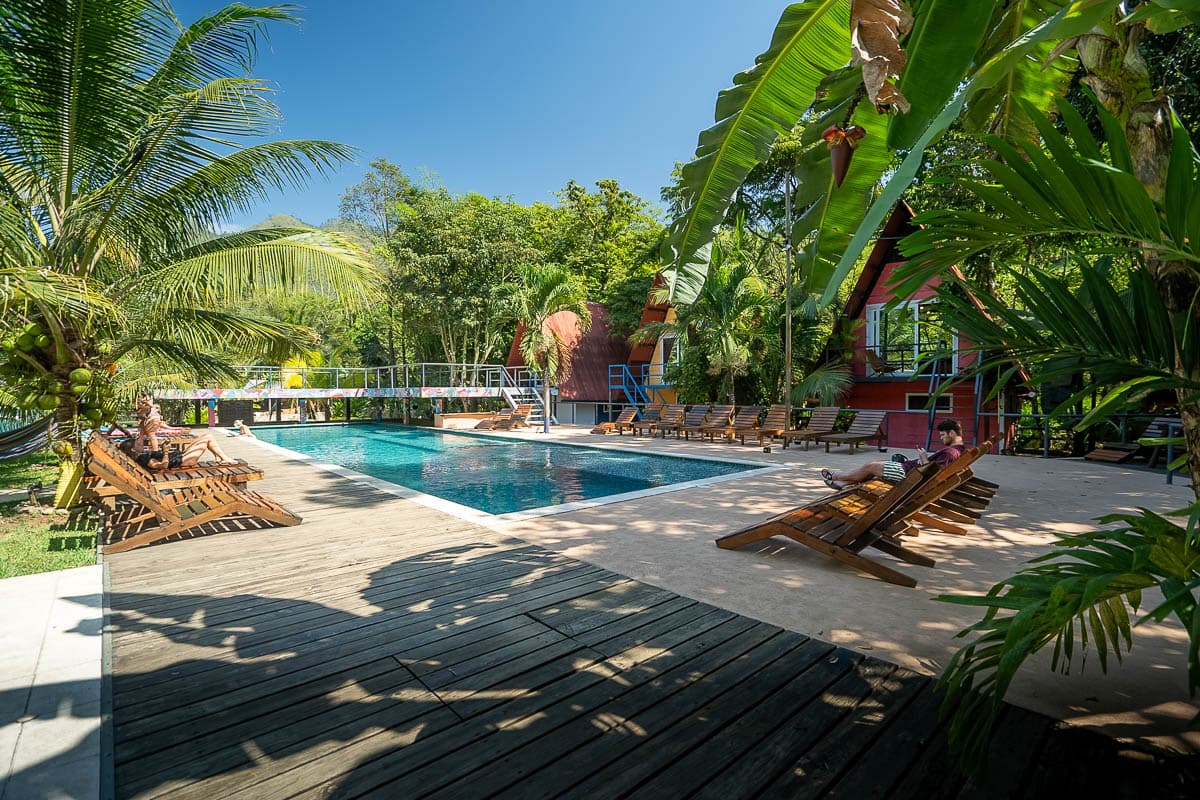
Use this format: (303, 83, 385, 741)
(174, 0, 786, 227)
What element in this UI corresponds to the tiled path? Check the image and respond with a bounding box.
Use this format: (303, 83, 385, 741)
(0, 564, 102, 800)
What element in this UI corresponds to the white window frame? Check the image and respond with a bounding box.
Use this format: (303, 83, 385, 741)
(864, 300, 958, 376)
(905, 392, 953, 412)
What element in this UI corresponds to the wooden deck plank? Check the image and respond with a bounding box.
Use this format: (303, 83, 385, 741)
(422, 623, 785, 800)
(105, 442, 1197, 800)
(626, 642, 854, 799)
(756, 662, 928, 799)
(536, 637, 837, 799)
(114, 569, 616, 743)
(309, 616, 765, 800)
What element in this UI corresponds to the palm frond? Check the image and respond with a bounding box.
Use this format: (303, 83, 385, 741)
(144, 3, 298, 98)
(816, 0, 1122, 307)
(962, 1, 1080, 144)
(141, 230, 379, 306)
(0, 266, 119, 322)
(928, 266, 1199, 425)
(936, 506, 1199, 772)
(133, 307, 320, 364)
(792, 362, 852, 405)
(663, 0, 852, 303)
(108, 336, 239, 383)
(896, 97, 1200, 295)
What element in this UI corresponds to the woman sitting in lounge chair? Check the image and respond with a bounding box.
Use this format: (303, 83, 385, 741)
(134, 398, 239, 469)
(820, 419, 964, 489)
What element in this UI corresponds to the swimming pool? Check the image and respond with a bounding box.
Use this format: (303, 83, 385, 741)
(251, 424, 759, 515)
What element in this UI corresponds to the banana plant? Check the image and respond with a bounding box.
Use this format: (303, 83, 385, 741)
(664, 0, 1126, 305)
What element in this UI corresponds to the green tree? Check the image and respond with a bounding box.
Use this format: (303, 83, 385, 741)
(532, 178, 663, 328)
(388, 190, 542, 377)
(0, 0, 375, 480)
(636, 235, 771, 404)
(338, 159, 428, 366)
(511, 264, 591, 433)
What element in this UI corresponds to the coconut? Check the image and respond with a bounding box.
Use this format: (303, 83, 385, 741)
(68, 367, 93, 385)
(34, 334, 51, 348)
(37, 394, 59, 411)
(70, 384, 88, 395)
(15, 333, 34, 351)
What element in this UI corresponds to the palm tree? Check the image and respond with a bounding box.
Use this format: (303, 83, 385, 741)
(511, 265, 591, 433)
(635, 243, 771, 405)
(0, 1, 375, 473)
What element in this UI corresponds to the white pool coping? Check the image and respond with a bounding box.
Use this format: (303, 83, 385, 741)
(241, 427, 784, 527)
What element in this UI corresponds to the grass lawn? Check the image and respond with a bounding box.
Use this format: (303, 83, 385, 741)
(0, 448, 60, 491)
(0, 502, 97, 579)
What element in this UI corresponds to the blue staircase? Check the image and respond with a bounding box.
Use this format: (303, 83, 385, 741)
(608, 364, 649, 407)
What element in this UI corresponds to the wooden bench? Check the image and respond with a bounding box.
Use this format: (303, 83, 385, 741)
(85, 433, 264, 496)
(675, 405, 712, 440)
(749, 404, 790, 446)
(494, 403, 534, 430)
(855, 435, 1002, 537)
(591, 407, 637, 435)
(703, 406, 764, 443)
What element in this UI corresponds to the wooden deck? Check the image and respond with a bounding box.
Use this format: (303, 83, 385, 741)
(104, 451, 1199, 799)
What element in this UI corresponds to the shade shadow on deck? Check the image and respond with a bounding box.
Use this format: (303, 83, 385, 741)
(86, 542, 1195, 798)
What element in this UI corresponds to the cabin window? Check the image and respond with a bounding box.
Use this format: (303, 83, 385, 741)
(905, 393, 953, 412)
(864, 300, 958, 375)
(649, 335, 679, 384)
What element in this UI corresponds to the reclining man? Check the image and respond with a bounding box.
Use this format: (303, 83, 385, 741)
(820, 418, 965, 490)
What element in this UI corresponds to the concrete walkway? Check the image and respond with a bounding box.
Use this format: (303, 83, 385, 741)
(0, 564, 103, 800)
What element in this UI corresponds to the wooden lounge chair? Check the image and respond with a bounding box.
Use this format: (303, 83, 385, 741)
(781, 406, 840, 451)
(86, 436, 299, 555)
(475, 407, 515, 430)
(818, 410, 887, 453)
(855, 435, 1002, 537)
(591, 407, 637, 435)
(85, 432, 264, 494)
(675, 405, 712, 440)
(716, 464, 941, 587)
(703, 406, 764, 442)
(631, 403, 666, 436)
(493, 403, 533, 430)
(1084, 416, 1179, 466)
(750, 404, 790, 446)
(690, 405, 732, 440)
(644, 404, 686, 438)
(618, 403, 659, 435)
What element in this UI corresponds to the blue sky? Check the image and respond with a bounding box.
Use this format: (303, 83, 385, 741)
(174, 1, 786, 227)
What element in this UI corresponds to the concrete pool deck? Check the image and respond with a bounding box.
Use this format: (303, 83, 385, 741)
(430, 423, 1200, 754)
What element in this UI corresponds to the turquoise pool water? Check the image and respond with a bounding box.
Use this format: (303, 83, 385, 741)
(252, 424, 755, 515)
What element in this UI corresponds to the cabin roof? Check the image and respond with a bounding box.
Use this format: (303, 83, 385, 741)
(507, 302, 630, 402)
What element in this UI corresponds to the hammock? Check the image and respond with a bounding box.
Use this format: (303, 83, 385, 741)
(0, 416, 53, 460)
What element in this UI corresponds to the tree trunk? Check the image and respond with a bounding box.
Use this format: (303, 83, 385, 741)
(1078, 23, 1200, 497)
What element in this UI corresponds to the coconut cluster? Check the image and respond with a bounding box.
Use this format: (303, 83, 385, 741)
(1, 322, 116, 427)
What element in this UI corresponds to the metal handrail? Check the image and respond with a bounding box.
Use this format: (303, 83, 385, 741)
(152, 362, 517, 391)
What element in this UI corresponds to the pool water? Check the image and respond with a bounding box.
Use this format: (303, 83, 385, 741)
(252, 424, 755, 515)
